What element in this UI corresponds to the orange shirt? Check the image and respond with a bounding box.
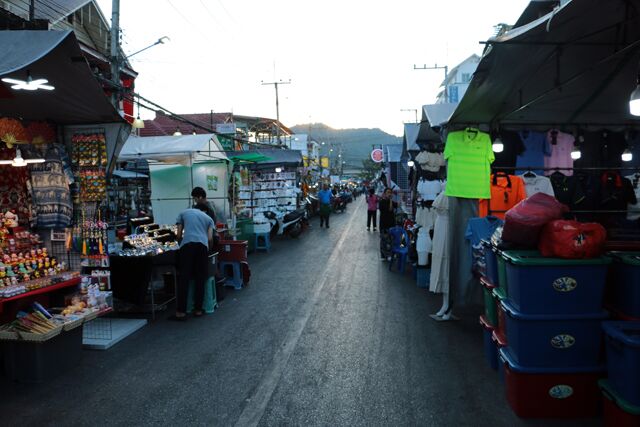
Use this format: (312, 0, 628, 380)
(479, 174, 527, 219)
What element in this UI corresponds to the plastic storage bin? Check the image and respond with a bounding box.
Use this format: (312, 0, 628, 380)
(2, 327, 83, 383)
(501, 250, 610, 314)
(599, 379, 640, 427)
(482, 240, 499, 285)
(607, 252, 640, 318)
(480, 277, 498, 327)
(415, 266, 430, 289)
(217, 240, 248, 262)
(479, 315, 498, 370)
(502, 299, 607, 368)
(499, 348, 604, 419)
(493, 287, 508, 345)
(602, 321, 640, 406)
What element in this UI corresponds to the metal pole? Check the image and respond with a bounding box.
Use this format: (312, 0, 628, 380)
(29, 0, 35, 21)
(110, 0, 121, 108)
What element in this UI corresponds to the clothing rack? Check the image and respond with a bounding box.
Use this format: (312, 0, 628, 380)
(491, 166, 640, 171)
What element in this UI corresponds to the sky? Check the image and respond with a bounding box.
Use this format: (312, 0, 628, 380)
(96, 0, 531, 136)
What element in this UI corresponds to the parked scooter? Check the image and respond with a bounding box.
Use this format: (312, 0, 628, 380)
(305, 194, 319, 218)
(264, 207, 307, 238)
(332, 194, 347, 213)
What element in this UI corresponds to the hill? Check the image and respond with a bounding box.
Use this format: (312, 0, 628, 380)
(290, 123, 402, 170)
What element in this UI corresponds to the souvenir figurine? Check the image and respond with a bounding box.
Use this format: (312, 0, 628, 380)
(50, 258, 57, 267)
(44, 257, 50, 268)
(2, 254, 9, 264)
(17, 253, 24, 263)
(37, 260, 43, 270)
(4, 211, 18, 228)
(30, 249, 36, 259)
(10, 253, 17, 263)
(42, 248, 48, 257)
(34, 270, 40, 278)
(36, 248, 42, 258)
(18, 263, 26, 274)
(0, 267, 5, 278)
(10, 276, 17, 285)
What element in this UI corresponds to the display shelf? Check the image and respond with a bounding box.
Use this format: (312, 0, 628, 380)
(0, 276, 81, 312)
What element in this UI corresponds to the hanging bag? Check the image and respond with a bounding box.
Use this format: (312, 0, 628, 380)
(538, 220, 607, 259)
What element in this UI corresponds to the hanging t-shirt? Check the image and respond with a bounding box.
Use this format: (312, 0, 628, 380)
(492, 131, 525, 169)
(28, 160, 73, 229)
(415, 151, 445, 172)
(444, 128, 494, 199)
(520, 173, 555, 198)
(545, 129, 575, 175)
(549, 172, 585, 210)
(575, 130, 627, 169)
(465, 216, 504, 278)
(599, 172, 637, 213)
(478, 174, 527, 219)
(626, 173, 640, 220)
(417, 179, 444, 201)
(516, 131, 550, 175)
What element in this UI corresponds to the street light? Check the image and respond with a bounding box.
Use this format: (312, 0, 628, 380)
(126, 36, 170, 59)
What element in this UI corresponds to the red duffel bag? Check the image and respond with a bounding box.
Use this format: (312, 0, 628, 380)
(538, 220, 607, 259)
(501, 193, 569, 248)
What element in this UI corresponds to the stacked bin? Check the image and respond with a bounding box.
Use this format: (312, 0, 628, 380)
(497, 250, 611, 418)
(600, 252, 640, 424)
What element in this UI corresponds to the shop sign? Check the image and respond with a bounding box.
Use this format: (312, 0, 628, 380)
(207, 175, 218, 191)
(218, 135, 235, 151)
(371, 148, 384, 163)
(216, 123, 236, 134)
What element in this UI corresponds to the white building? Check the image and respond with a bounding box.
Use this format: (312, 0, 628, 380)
(289, 134, 320, 168)
(436, 54, 481, 104)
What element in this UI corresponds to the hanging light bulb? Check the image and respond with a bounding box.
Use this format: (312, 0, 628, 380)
(173, 127, 182, 136)
(492, 137, 504, 153)
(622, 148, 633, 162)
(407, 160, 415, 167)
(275, 167, 283, 173)
(132, 116, 145, 129)
(571, 147, 581, 160)
(630, 75, 640, 116)
(0, 148, 45, 167)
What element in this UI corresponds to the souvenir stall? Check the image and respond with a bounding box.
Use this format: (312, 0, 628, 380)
(0, 30, 133, 378)
(228, 148, 303, 248)
(439, 0, 640, 421)
(113, 133, 228, 315)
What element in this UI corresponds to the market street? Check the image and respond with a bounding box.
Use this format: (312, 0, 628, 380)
(1, 201, 599, 427)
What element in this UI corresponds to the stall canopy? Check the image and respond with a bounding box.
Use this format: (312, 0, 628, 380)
(0, 30, 124, 125)
(423, 103, 458, 129)
(449, 0, 640, 130)
(226, 148, 302, 169)
(119, 134, 228, 165)
(403, 123, 420, 152)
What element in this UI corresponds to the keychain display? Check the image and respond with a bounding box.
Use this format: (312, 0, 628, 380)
(78, 169, 106, 202)
(71, 133, 107, 167)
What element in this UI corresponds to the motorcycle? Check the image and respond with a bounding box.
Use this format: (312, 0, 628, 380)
(332, 194, 347, 213)
(305, 194, 319, 218)
(264, 207, 307, 238)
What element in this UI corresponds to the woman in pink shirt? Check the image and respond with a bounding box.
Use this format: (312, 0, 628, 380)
(366, 188, 379, 231)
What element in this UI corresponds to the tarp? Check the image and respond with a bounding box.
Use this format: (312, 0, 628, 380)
(0, 30, 125, 124)
(119, 134, 228, 165)
(403, 123, 420, 151)
(423, 103, 458, 128)
(384, 144, 404, 163)
(226, 148, 302, 168)
(449, 0, 640, 130)
(228, 152, 272, 163)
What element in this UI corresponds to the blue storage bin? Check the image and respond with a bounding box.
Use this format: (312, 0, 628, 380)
(416, 266, 430, 289)
(602, 321, 640, 406)
(608, 252, 640, 318)
(502, 250, 610, 314)
(480, 315, 498, 370)
(502, 299, 608, 368)
(482, 240, 499, 285)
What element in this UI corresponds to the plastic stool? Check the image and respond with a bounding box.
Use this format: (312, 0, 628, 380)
(255, 232, 271, 252)
(186, 277, 217, 313)
(219, 261, 243, 290)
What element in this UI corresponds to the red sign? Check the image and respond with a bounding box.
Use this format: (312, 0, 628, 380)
(371, 148, 384, 163)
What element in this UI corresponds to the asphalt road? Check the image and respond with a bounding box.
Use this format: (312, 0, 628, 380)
(0, 200, 601, 426)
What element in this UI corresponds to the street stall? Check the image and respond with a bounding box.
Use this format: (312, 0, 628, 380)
(114, 133, 229, 313)
(228, 148, 303, 250)
(0, 30, 134, 379)
(433, 0, 640, 420)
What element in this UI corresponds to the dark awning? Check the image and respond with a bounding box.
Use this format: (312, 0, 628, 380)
(449, 0, 640, 130)
(0, 30, 124, 124)
(227, 148, 302, 168)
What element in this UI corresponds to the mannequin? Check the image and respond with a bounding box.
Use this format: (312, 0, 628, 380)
(428, 192, 456, 321)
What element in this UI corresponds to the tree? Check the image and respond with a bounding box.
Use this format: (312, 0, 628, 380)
(358, 158, 382, 180)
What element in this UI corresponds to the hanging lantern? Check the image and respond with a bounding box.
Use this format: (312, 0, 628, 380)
(0, 118, 29, 148)
(27, 121, 56, 145)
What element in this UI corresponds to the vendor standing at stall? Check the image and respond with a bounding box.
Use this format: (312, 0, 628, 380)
(191, 186, 218, 224)
(171, 203, 215, 321)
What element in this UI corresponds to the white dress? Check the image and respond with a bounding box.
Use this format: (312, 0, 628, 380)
(429, 193, 449, 294)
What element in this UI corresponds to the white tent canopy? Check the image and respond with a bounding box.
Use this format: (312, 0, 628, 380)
(119, 134, 228, 165)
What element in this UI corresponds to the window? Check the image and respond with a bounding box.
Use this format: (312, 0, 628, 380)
(461, 73, 472, 83)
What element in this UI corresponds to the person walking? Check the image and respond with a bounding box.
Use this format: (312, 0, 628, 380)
(318, 184, 332, 228)
(171, 203, 215, 321)
(365, 188, 378, 231)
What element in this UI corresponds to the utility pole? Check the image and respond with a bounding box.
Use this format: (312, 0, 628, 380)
(261, 79, 290, 144)
(29, 0, 35, 21)
(413, 63, 449, 102)
(110, 0, 121, 109)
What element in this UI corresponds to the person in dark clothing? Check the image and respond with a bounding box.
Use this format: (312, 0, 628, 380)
(171, 203, 214, 321)
(378, 188, 398, 261)
(191, 186, 217, 224)
(378, 188, 398, 232)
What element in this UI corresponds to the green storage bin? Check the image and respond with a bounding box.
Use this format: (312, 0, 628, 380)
(481, 277, 498, 327)
(497, 253, 508, 294)
(236, 218, 255, 252)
